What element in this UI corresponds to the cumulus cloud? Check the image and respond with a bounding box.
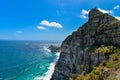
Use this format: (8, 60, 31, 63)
(115, 16, 120, 20)
(114, 5, 120, 10)
(80, 9, 89, 19)
(97, 8, 113, 14)
(40, 20, 63, 28)
(80, 7, 120, 20)
(80, 8, 114, 19)
(37, 26, 47, 30)
(16, 31, 23, 34)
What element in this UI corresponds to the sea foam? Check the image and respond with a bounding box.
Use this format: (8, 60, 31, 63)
(43, 46, 51, 52)
(34, 51, 60, 80)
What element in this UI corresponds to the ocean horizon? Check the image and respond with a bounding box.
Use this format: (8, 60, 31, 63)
(0, 40, 61, 80)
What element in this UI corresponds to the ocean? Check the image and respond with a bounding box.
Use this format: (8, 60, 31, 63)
(0, 40, 61, 80)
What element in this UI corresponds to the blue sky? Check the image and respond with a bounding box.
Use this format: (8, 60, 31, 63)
(0, 0, 120, 40)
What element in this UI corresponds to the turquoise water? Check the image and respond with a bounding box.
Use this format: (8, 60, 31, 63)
(0, 40, 60, 80)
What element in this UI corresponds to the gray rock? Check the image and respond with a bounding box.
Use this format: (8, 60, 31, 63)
(48, 45, 61, 52)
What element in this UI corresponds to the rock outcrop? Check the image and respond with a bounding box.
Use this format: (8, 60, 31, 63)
(48, 45, 61, 52)
(51, 8, 120, 80)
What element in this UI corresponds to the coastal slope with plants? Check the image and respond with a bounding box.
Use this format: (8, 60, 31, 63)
(51, 8, 120, 80)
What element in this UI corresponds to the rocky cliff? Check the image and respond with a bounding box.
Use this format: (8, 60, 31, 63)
(51, 8, 120, 80)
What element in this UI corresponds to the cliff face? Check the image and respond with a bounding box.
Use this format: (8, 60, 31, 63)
(51, 8, 120, 80)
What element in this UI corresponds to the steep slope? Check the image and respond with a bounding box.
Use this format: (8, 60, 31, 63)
(51, 8, 120, 80)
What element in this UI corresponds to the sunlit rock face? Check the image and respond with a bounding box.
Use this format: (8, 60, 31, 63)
(51, 8, 120, 80)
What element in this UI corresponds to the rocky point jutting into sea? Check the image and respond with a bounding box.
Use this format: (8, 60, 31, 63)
(51, 8, 120, 80)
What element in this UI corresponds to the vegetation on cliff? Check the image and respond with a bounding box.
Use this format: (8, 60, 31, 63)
(71, 46, 120, 80)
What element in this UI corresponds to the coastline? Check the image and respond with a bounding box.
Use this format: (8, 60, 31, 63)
(34, 50, 60, 80)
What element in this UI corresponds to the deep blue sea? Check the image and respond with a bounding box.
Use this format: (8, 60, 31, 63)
(0, 40, 61, 80)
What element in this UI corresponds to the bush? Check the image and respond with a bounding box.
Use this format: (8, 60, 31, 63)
(110, 54, 119, 61)
(94, 46, 115, 54)
(86, 73, 99, 80)
(108, 78, 117, 80)
(105, 61, 118, 69)
(105, 47, 120, 69)
(85, 48, 89, 52)
(92, 70, 101, 75)
(81, 64, 85, 69)
(71, 70, 104, 80)
(92, 70, 104, 80)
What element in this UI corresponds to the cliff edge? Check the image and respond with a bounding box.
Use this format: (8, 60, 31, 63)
(51, 8, 120, 80)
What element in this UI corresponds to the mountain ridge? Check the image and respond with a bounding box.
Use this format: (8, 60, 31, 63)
(51, 8, 120, 80)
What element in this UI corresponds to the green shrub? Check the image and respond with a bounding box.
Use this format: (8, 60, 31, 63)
(85, 48, 89, 52)
(86, 73, 99, 80)
(71, 70, 104, 80)
(94, 46, 115, 54)
(108, 78, 117, 80)
(92, 70, 100, 75)
(105, 61, 118, 69)
(110, 54, 119, 61)
(81, 64, 85, 69)
(92, 70, 104, 80)
(105, 47, 120, 69)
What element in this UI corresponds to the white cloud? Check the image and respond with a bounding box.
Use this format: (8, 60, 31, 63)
(80, 8, 114, 19)
(80, 9, 89, 19)
(37, 26, 47, 30)
(80, 8, 120, 21)
(98, 8, 113, 14)
(115, 16, 120, 20)
(16, 31, 23, 34)
(40, 20, 63, 28)
(114, 5, 120, 10)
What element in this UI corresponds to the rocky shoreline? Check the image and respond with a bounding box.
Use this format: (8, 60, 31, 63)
(48, 45, 61, 53)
